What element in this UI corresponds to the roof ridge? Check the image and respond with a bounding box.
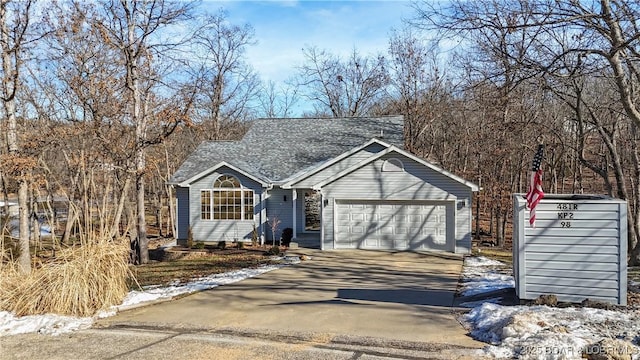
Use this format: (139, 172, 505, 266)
(171, 116, 405, 184)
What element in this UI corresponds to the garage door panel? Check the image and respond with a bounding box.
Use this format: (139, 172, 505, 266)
(395, 240, 408, 249)
(335, 201, 448, 250)
(365, 238, 378, 247)
(407, 215, 423, 223)
(337, 213, 350, 221)
(380, 226, 394, 235)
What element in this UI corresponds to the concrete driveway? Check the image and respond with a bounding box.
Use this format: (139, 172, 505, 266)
(98, 249, 482, 350)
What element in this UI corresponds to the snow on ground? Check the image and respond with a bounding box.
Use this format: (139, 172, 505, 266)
(0, 265, 281, 337)
(0, 312, 94, 336)
(4, 252, 639, 360)
(460, 256, 514, 297)
(7, 218, 51, 238)
(461, 256, 640, 359)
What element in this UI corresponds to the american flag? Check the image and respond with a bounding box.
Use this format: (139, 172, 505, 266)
(525, 144, 545, 227)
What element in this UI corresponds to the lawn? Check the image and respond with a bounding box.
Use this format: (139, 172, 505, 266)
(629, 266, 640, 283)
(472, 246, 512, 265)
(129, 250, 280, 288)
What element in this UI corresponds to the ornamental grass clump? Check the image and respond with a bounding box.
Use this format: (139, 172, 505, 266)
(0, 237, 131, 317)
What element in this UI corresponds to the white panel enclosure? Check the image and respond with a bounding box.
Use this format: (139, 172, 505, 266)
(513, 194, 627, 305)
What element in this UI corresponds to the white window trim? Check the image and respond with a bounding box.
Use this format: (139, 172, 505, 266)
(201, 174, 255, 221)
(382, 158, 405, 172)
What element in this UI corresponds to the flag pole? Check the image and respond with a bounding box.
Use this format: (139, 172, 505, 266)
(525, 143, 545, 228)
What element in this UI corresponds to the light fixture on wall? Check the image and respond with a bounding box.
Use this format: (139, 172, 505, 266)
(283, 195, 287, 202)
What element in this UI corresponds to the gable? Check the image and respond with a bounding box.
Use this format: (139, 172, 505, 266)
(169, 141, 253, 185)
(188, 165, 265, 192)
(310, 146, 479, 192)
(175, 162, 269, 188)
(284, 140, 388, 188)
(319, 153, 455, 200)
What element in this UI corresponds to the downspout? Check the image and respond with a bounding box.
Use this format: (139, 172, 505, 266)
(320, 190, 325, 250)
(292, 189, 297, 240)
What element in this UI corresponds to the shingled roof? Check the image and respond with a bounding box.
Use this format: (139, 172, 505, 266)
(169, 116, 404, 185)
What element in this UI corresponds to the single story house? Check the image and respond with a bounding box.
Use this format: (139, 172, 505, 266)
(169, 116, 479, 253)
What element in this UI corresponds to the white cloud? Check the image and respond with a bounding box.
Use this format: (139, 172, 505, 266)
(220, 1, 413, 83)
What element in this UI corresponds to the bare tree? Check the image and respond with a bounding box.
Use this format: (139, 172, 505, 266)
(413, 0, 640, 262)
(97, 0, 195, 264)
(0, 0, 35, 273)
(189, 9, 260, 139)
(258, 80, 299, 118)
(297, 46, 390, 117)
(387, 26, 449, 155)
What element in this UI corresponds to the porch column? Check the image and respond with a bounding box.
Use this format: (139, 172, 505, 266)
(292, 189, 297, 239)
(320, 192, 324, 250)
(260, 190, 266, 245)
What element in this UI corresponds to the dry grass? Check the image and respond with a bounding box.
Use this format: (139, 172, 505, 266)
(131, 252, 276, 288)
(0, 237, 131, 317)
(472, 246, 513, 265)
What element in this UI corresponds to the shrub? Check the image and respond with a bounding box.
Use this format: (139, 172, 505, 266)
(236, 241, 245, 249)
(0, 237, 131, 317)
(217, 241, 226, 250)
(194, 241, 205, 250)
(251, 224, 258, 247)
(267, 245, 280, 256)
(186, 227, 194, 249)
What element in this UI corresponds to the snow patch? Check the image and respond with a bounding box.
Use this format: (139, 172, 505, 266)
(0, 265, 281, 337)
(0, 312, 93, 336)
(120, 265, 280, 308)
(460, 256, 514, 297)
(461, 256, 640, 359)
(464, 256, 505, 267)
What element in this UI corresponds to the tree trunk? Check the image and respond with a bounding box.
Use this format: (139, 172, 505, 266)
(110, 177, 130, 240)
(501, 209, 508, 248)
(156, 207, 162, 237)
(136, 172, 148, 263)
(488, 208, 494, 236)
(17, 180, 29, 272)
(1, 0, 29, 273)
(496, 208, 504, 247)
(628, 123, 640, 265)
(125, 4, 148, 263)
(62, 204, 77, 244)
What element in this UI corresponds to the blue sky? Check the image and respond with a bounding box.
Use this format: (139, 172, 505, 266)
(203, 0, 415, 84)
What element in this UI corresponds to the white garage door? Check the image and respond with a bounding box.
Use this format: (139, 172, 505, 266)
(335, 201, 448, 251)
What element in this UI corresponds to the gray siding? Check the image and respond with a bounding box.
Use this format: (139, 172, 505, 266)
(513, 195, 627, 305)
(321, 153, 473, 253)
(188, 166, 263, 242)
(292, 143, 387, 188)
(265, 187, 294, 242)
(176, 186, 190, 240)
